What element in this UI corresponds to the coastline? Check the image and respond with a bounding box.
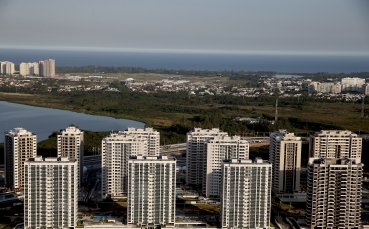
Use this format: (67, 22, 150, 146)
(0, 92, 147, 126)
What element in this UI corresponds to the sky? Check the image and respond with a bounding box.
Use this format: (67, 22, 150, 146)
(0, 0, 369, 56)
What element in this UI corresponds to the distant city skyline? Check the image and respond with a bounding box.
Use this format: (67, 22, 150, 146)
(0, 0, 368, 56)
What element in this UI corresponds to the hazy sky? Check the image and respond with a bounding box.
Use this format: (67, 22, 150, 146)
(0, 0, 369, 55)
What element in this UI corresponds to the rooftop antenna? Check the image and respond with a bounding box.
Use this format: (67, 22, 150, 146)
(275, 97, 279, 122)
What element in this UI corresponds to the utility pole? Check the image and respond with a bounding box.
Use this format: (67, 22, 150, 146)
(361, 96, 365, 118)
(275, 97, 279, 122)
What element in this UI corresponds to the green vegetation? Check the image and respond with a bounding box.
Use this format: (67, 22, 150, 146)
(0, 225, 13, 229)
(194, 204, 221, 215)
(1, 85, 368, 145)
(1, 76, 369, 154)
(84, 131, 110, 155)
(249, 145, 269, 160)
(272, 198, 292, 211)
(37, 132, 58, 157)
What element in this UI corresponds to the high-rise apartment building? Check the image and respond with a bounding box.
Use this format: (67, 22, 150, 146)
(101, 132, 149, 198)
(0, 61, 15, 75)
(39, 59, 55, 77)
(306, 158, 362, 228)
(221, 159, 272, 229)
(205, 135, 249, 197)
(310, 130, 362, 163)
(57, 125, 84, 186)
(4, 128, 37, 191)
(19, 63, 29, 76)
(127, 156, 176, 228)
(269, 130, 302, 193)
(308, 82, 342, 94)
(341, 77, 365, 92)
(121, 127, 160, 156)
(19, 62, 39, 76)
(24, 156, 78, 229)
(0, 61, 4, 74)
(186, 128, 228, 188)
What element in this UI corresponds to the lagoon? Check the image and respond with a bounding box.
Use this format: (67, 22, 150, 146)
(0, 101, 145, 142)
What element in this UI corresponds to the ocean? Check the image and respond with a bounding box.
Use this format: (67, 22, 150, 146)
(1, 48, 369, 73)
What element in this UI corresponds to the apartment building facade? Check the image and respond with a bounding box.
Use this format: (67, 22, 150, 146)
(127, 156, 176, 228)
(120, 127, 160, 156)
(4, 128, 37, 191)
(24, 157, 78, 229)
(269, 130, 302, 193)
(186, 128, 228, 188)
(205, 135, 249, 197)
(57, 125, 84, 186)
(310, 130, 362, 163)
(221, 159, 272, 229)
(306, 157, 362, 228)
(101, 133, 149, 198)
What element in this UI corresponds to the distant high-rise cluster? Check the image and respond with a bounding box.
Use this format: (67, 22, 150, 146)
(0, 59, 55, 77)
(19, 62, 39, 76)
(0, 61, 15, 75)
(2, 124, 365, 228)
(38, 59, 56, 77)
(309, 77, 367, 94)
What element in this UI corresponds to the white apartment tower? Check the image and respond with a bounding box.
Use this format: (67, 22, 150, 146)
(24, 156, 78, 229)
(121, 127, 160, 156)
(0, 61, 15, 75)
(127, 156, 176, 228)
(0, 61, 4, 74)
(39, 59, 55, 77)
(269, 130, 302, 193)
(306, 158, 362, 229)
(101, 132, 149, 198)
(221, 159, 271, 229)
(19, 62, 39, 76)
(57, 126, 84, 186)
(205, 135, 249, 197)
(19, 63, 29, 76)
(341, 77, 365, 92)
(308, 82, 342, 94)
(310, 130, 362, 163)
(4, 128, 37, 191)
(186, 128, 228, 188)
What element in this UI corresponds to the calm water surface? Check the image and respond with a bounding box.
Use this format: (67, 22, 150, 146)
(2, 48, 369, 73)
(0, 101, 144, 142)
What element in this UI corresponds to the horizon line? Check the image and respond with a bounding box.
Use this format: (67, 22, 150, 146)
(1, 45, 369, 57)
